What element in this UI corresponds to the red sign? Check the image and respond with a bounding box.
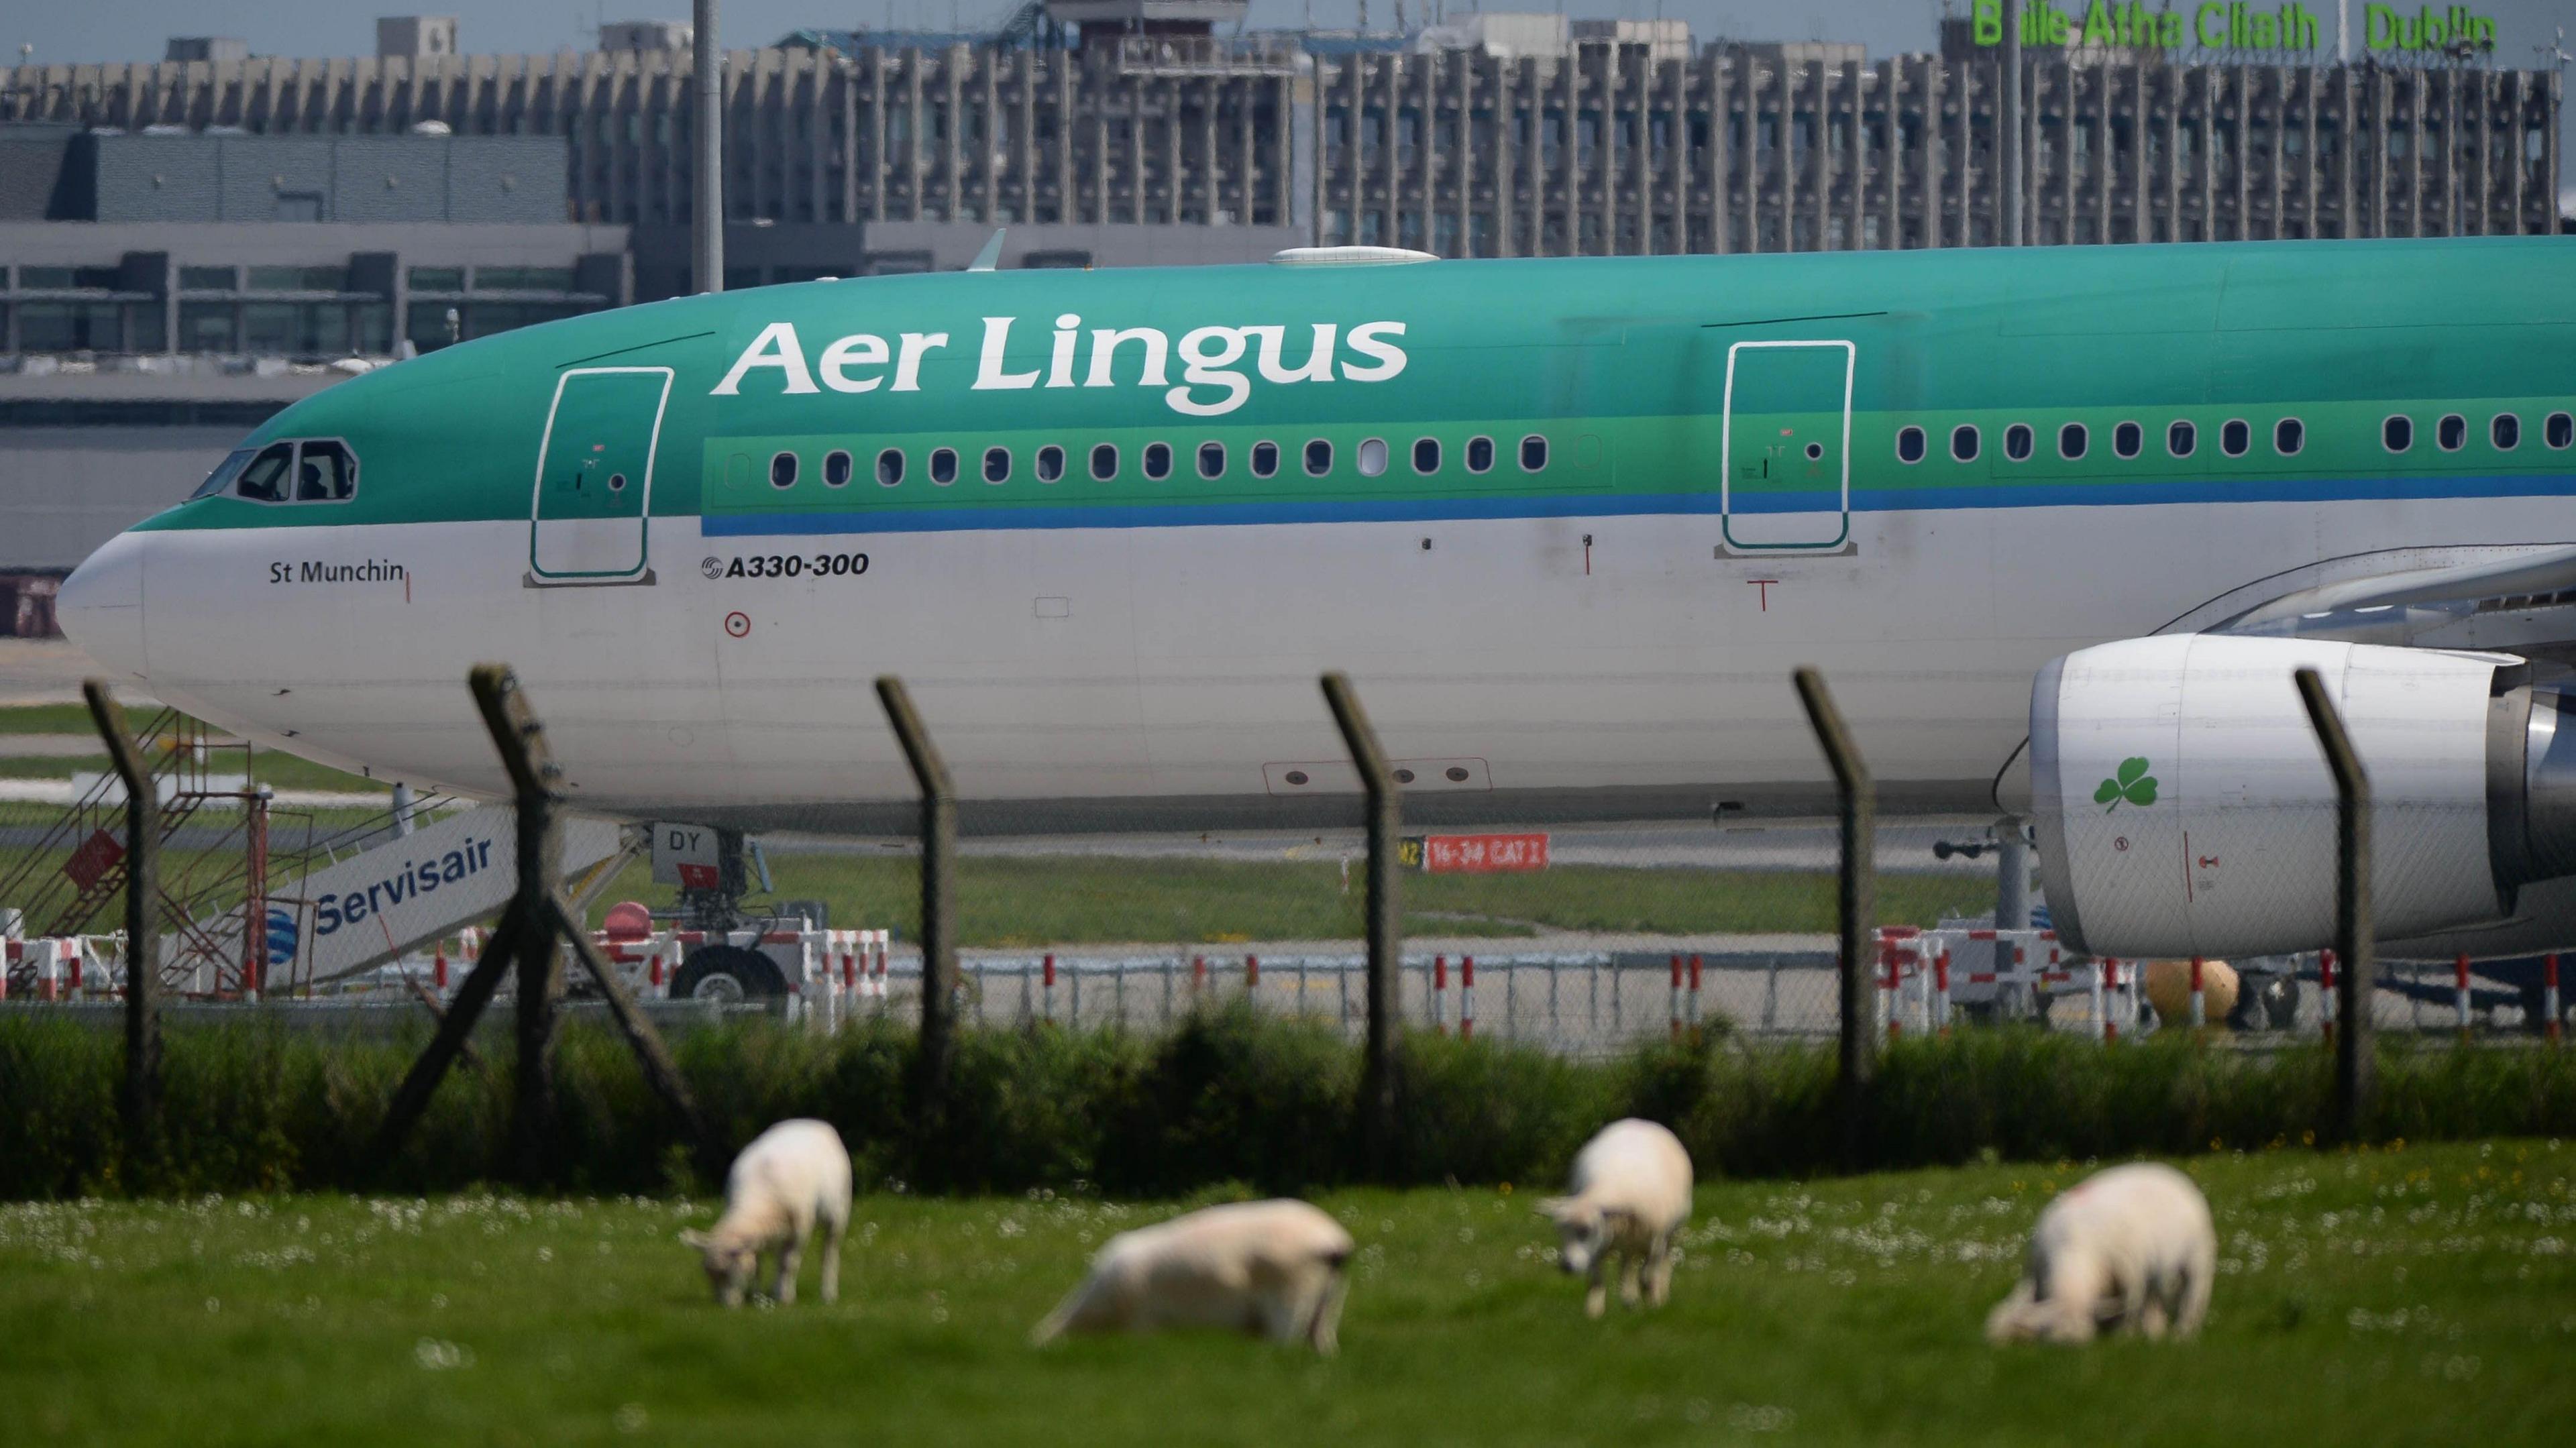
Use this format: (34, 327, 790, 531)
(1421, 833, 1549, 874)
(63, 829, 125, 891)
(675, 862, 721, 890)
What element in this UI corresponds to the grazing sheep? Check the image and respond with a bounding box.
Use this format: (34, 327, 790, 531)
(1539, 1118, 1695, 1319)
(679, 1119, 853, 1307)
(1032, 1199, 1355, 1354)
(1986, 1162, 2215, 1345)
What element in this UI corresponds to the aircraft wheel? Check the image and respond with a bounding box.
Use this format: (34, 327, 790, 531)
(670, 945, 788, 1003)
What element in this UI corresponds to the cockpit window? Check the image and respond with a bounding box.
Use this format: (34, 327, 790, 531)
(295, 440, 357, 501)
(191, 448, 259, 501)
(234, 443, 296, 503)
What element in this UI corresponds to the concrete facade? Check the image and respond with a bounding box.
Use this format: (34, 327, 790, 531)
(80, 133, 570, 225)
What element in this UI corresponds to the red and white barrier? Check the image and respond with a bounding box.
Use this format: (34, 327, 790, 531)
(1043, 952, 1058, 1023)
(1460, 955, 1476, 1040)
(2547, 954, 2563, 1046)
(2189, 955, 2206, 1031)
(2319, 949, 2338, 1046)
(1933, 949, 1951, 1035)
(2455, 952, 2473, 1038)
(1433, 954, 1449, 1034)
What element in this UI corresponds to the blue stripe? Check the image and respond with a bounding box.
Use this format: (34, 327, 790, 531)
(695, 471, 2576, 537)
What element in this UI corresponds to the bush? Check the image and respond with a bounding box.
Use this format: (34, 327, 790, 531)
(2, 1010, 2572, 1201)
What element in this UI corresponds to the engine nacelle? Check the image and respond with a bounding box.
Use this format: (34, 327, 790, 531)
(2030, 635, 2576, 960)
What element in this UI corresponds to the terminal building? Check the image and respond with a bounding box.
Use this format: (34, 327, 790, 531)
(1, 4, 2561, 274)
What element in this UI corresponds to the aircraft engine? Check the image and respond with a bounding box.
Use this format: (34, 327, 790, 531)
(2029, 635, 2576, 960)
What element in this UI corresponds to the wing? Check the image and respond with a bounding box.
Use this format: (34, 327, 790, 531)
(2198, 542, 2576, 669)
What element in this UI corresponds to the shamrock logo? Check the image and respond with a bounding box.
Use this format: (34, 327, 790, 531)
(2094, 757, 2158, 812)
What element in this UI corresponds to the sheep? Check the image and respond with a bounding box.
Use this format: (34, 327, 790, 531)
(1032, 1199, 1355, 1354)
(1538, 1118, 1695, 1319)
(1985, 1161, 2215, 1345)
(679, 1119, 853, 1308)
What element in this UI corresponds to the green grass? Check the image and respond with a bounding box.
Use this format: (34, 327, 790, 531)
(0, 748, 386, 793)
(592, 852, 1988, 946)
(0, 703, 121, 734)
(1, 1139, 2566, 1445)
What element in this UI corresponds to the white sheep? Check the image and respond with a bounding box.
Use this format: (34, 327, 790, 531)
(1538, 1118, 1695, 1319)
(1031, 1199, 1355, 1354)
(679, 1119, 853, 1308)
(1985, 1161, 2215, 1345)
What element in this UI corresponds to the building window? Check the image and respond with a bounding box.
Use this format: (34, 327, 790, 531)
(1896, 426, 1926, 463)
(1357, 439, 1388, 477)
(178, 266, 236, 291)
(1143, 442, 1172, 480)
(1465, 435, 1495, 473)
(2004, 424, 2034, 462)
(1951, 425, 1980, 462)
(1304, 439, 1333, 476)
(2058, 423, 2087, 461)
(983, 446, 1010, 484)
(930, 447, 959, 484)
(2492, 413, 2520, 451)
(2383, 415, 2413, 453)
(1250, 441, 1280, 478)
(823, 450, 853, 486)
(2274, 419, 2304, 455)
(1519, 434, 1548, 471)
(1090, 443, 1118, 481)
(876, 449, 904, 486)
(2546, 412, 2574, 450)
(1197, 441, 1226, 479)
(2437, 413, 2466, 451)
(1412, 437, 1440, 474)
(1035, 445, 1065, 483)
(2112, 421, 2142, 459)
(769, 451, 798, 488)
(2168, 421, 2196, 457)
(406, 267, 463, 292)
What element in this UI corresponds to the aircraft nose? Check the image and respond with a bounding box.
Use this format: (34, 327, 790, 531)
(58, 531, 150, 681)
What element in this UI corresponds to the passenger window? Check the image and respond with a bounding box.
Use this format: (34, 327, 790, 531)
(2057, 423, 2086, 461)
(1250, 440, 1279, 478)
(2548, 412, 2574, 450)
(1950, 425, 1979, 462)
(190, 447, 258, 501)
(2383, 415, 2413, 452)
(2220, 420, 2249, 457)
(1197, 441, 1226, 479)
(770, 451, 798, 488)
(1143, 442, 1173, 480)
(235, 441, 295, 502)
(2492, 413, 2520, 450)
(1303, 439, 1333, 476)
(295, 440, 357, 500)
(824, 449, 853, 486)
(2274, 419, 2304, 455)
(1090, 443, 1118, 480)
(2167, 420, 2196, 457)
(1412, 437, 1440, 474)
(2003, 424, 2033, 462)
(930, 447, 959, 484)
(2112, 421, 2141, 458)
(2437, 413, 2465, 451)
(983, 446, 1010, 484)
(1465, 435, 1495, 473)
(1896, 426, 1925, 463)
(876, 448, 904, 486)
(1519, 434, 1548, 471)
(1357, 438, 1389, 476)
(1035, 445, 1065, 483)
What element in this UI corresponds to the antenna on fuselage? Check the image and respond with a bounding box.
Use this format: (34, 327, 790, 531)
(967, 228, 1008, 272)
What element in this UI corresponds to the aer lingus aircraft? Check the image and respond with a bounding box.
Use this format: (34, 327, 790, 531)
(54, 235, 2576, 962)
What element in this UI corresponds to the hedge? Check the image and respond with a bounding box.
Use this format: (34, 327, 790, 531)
(2, 1007, 2570, 1199)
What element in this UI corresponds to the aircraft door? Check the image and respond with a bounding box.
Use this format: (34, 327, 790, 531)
(1719, 340, 1853, 553)
(529, 366, 670, 584)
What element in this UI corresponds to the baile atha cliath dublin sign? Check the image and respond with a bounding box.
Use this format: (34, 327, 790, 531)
(1968, 1, 2504, 56)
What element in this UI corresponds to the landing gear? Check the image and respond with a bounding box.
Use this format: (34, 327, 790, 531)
(668, 944, 788, 1002)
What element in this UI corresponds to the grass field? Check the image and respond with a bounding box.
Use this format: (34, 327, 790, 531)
(589, 852, 1989, 946)
(3, 1140, 2567, 1445)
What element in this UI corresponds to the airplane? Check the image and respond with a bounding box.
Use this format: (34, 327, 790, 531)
(53, 235, 2576, 970)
